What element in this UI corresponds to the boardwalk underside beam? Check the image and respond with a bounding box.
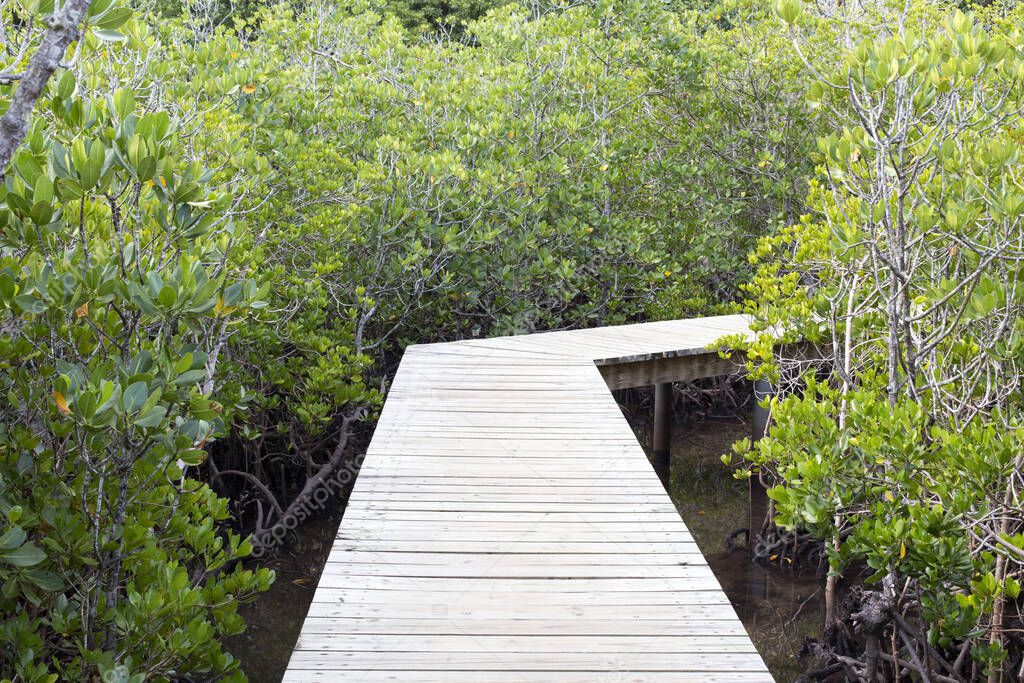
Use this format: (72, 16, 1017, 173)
(597, 350, 739, 390)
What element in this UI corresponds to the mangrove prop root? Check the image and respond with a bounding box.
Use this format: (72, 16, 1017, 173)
(810, 580, 1024, 683)
(749, 523, 827, 571)
(726, 527, 749, 552)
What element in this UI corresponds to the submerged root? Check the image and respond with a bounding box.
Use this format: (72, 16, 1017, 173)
(748, 523, 828, 572)
(726, 526, 749, 552)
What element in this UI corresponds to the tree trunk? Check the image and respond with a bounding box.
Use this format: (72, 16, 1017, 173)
(986, 454, 1021, 683)
(0, 0, 93, 179)
(825, 517, 841, 630)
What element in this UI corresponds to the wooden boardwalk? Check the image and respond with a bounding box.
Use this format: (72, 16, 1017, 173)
(284, 314, 773, 682)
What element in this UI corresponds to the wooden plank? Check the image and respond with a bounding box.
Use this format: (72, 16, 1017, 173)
(338, 510, 688, 522)
(347, 492, 679, 504)
(303, 603, 741, 621)
(320, 550, 712, 565)
(348, 503, 681, 513)
(306, 588, 730, 606)
(301, 576, 729, 593)
(332, 526, 696, 539)
(285, 651, 766, 670)
(293, 617, 754, 636)
(336, 521, 694, 531)
(332, 531, 695, 543)
(313, 563, 715, 579)
(293, 634, 758, 652)
(328, 542, 701, 554)
(350, 483, 668, 493)
(299, 602, 741, 622)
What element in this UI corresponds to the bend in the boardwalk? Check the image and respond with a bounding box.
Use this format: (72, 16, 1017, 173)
(284, 314, 773, 682)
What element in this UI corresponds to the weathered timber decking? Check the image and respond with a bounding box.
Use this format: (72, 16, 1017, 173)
(283, 314, 773, 682)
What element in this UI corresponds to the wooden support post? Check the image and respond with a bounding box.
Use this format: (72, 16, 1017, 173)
(748, 378, 772, 545)
(653, 382, 672, 487)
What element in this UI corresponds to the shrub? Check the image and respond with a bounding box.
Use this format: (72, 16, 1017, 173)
(0, 76, 272, 679)
(724, 2, 1024, 677)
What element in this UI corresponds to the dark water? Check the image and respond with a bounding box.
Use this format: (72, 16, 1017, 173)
(226, 416, 823, 682)
(225, 501, 344, 683)
(666, 418, 825, 682)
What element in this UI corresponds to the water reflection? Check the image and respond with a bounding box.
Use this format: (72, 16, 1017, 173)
(666, 418, 826, 682)
(226, 501, 345, 683)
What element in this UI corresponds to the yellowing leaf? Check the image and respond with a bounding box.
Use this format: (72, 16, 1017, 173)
(214, 299, 237, 317)
(53, 391, 71, 416)
(75, 302, 89, 318)
(242, 84, 257, 94)
(884, 490, 894, 502)
(900, 541, 907, 559)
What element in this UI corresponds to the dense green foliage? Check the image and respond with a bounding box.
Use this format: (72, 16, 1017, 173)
(147, 0, 815, 539)
(226, 0, 700, 438)
(6, 0, 1024, 678)
(724, 2, 1024, 678)
(0, 77, 272, 683)
(0, 5, 276, 679)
